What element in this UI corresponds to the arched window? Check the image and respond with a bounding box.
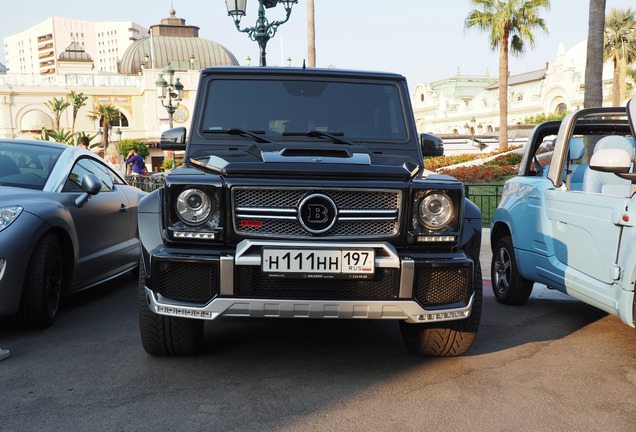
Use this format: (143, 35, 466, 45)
(99, 110, 129, 128)
(555, 103, 567, 115)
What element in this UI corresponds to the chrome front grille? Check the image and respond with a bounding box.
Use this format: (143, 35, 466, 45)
(233, 187, 402, 239)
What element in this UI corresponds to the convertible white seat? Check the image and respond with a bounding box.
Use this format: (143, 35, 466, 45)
(543, 137, 587, 190)
(582, 136, 635, 196)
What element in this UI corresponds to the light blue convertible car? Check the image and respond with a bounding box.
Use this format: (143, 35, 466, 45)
(491, 99, 636, 330)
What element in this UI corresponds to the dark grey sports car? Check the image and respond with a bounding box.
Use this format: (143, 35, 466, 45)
(0, 139, 145, 328)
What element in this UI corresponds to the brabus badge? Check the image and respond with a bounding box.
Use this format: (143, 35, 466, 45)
(298, 193, 337, 234)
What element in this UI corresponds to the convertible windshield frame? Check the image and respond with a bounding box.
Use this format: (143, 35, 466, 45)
(198, 77, 410, 144)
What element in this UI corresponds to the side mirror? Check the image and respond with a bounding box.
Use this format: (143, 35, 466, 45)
(590, 148, 631, 173)
(160, 127, 187, 151)
(420, 133, 444, 157)
(75, 173, 102, 207)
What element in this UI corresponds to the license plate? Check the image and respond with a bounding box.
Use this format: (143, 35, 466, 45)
(262, 249, 375, 278)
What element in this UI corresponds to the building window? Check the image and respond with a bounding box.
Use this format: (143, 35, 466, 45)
(556, 103, 567, 115)
(99, 111, 129, 128)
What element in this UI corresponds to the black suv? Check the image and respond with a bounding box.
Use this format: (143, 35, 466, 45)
(138, 67, 482, 356)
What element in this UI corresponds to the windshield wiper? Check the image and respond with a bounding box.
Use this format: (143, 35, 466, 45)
(202, 128, 273, 143)
(282, 130, 355, 146)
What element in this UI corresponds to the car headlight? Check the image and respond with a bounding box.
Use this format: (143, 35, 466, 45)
(0, 206, 23, 232)
(418, 193, 453, 230)
(176, 189, 218, 227)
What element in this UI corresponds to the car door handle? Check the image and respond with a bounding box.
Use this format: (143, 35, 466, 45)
(119, 204, 128, 214)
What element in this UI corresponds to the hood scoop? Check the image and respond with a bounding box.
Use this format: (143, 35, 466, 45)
(250, 143, 371, 164)
(190, 142, 420, 180)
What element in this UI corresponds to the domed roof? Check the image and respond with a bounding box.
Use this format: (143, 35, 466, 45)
(119, 36, 238, 74)
(119, 9, 238, 75)
(58, 42, 92, 62)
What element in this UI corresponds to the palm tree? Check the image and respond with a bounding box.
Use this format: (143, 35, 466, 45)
(70, 91, 88, 133)
(604, 8, 636, 106)
(87, 104, 121, 153)
(307, 0, 315, 67)
(44, 97, 71, 131)
(584, 0, 607, 108)
(465, 0, 550, 149)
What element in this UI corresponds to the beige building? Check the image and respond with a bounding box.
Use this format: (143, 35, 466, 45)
(412, 41, 634, 152)
(3, 17, 147, 75)
(0, 9, 239, 172)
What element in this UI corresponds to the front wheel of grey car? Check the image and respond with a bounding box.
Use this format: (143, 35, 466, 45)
(17, 232, 63, 328)
(399, 264, 482, 357)
(491, 236, 533, 305)
(138, 260, 204, 356)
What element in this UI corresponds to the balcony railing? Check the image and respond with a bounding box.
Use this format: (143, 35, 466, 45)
(0, 73, 142, 87)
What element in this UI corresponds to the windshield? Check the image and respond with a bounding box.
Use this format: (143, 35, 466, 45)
(0, 142, 63, 190)
(201, 79, 408, 142)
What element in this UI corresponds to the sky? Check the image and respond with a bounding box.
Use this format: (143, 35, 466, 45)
(1, 0, 634, 91)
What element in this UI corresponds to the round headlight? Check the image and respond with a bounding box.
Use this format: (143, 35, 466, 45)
(176, 189, 214, 226)
(418, 193, 453, 230)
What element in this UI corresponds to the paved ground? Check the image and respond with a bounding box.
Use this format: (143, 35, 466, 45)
(1, 273, 634, 431)
(1, 229, 635, 430)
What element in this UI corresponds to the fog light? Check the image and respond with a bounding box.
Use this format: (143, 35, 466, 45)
(173, 231, 216, 240)
(417, 235, 456, 242)
(157, 305, 213, 318)
(417, 310, 469, 321)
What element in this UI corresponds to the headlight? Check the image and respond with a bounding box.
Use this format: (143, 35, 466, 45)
(418, 193, 453, 230)
(0, 206, 23, 232)
(176, 189, 218, 227)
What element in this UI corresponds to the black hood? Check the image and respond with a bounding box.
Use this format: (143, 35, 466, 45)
(189, 142, 421, 180)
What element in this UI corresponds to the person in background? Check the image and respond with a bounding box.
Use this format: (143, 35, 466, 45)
(78, 136, 89, 149)
(125, 147, 147, 175)
(105, 142, 124, 176)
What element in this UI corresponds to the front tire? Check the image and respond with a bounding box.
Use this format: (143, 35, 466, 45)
(138, 259, 204, 356)
(400, 263, 483, 357)
(491, 236, 533, 305)
(17, 232, 63, 328)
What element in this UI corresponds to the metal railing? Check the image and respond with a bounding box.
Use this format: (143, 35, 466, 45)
(464, 183, 505, 226)
(125, 175, 165, 192)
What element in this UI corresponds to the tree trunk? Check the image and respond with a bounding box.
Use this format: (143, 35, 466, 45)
(498, 35, 509, 149)
(103, 122, 109, 154)
(584, 0, 606, 108)
(612, 58, 621, 106)
(307, 0, 315, 67)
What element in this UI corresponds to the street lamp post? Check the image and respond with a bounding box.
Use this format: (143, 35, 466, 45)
(155, 64, 184, 129)
(225, 0, 298, 66)
(156, 63, 184, 168)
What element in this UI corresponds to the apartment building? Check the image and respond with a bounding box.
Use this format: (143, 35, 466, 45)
(3, 17, 147, 75)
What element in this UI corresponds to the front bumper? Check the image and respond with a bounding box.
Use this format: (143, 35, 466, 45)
(142, 239, 476, 324)
(0, 212, 50, 316)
